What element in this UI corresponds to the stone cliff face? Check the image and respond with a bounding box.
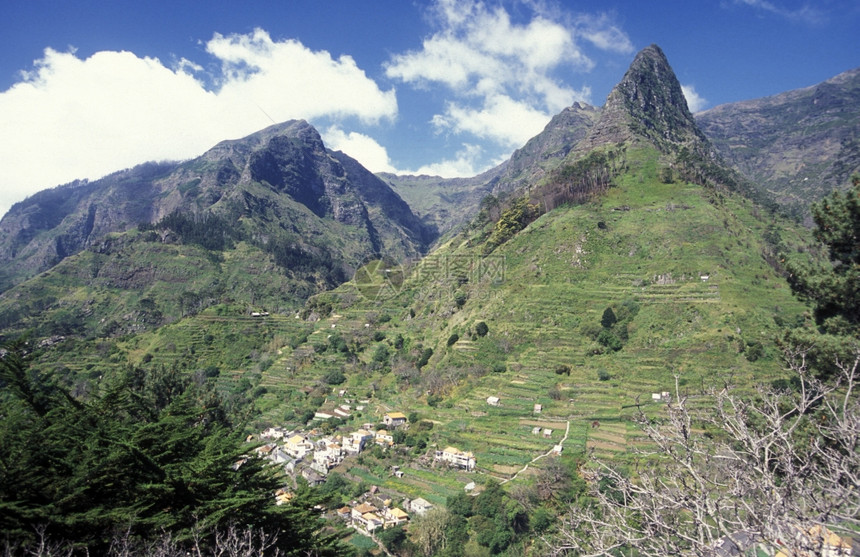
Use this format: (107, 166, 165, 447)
(696, 67, 860, 215)
(578, 44, 708, 154)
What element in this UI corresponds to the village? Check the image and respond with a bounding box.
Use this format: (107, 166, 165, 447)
(248, 397, 478, 536)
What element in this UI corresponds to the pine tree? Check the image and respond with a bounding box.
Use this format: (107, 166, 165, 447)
(0, 349, 348, 555)
(788, 175, 860, 336)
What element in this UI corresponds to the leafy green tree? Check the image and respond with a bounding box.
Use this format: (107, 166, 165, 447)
(788, 175, 860, 336)
(485, 197, 541, 251)
(596, 328, 622, 351)
(475, 321, 489, 337)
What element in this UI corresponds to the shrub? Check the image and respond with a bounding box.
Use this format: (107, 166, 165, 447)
(597, 329, 622, 351)
(416, 347, 433, 369)
(475, 321, 489, 337)
(324, 370, 346, 385)
(598, 369, 611, 381)
(745, 341, 764, 362)
(447, 333, 460, 346)
(372, 345, 390, 363)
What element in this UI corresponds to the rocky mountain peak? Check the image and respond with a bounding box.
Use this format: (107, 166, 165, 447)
(579, 44, 707, 152)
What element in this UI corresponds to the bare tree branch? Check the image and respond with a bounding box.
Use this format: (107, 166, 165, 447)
(547, 347, 860, 556)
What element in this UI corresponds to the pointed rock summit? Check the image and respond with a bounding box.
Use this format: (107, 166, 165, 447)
(580, 44, 707, 152)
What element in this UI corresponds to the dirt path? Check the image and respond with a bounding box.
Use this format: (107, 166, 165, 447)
(500, 419, 570, 484)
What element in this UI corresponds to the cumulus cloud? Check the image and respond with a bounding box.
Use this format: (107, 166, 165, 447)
(0, 29, 396, 216)
(385, 0, 628, 148)
(322, 126, 398, 174)
(681, 84, 708, 113)
(432, 93, 568, 148)
(323, 127, 489, 179)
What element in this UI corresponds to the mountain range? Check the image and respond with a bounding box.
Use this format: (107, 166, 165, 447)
(0, 44, 853, 492)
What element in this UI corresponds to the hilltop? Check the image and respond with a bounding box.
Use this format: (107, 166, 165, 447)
(0, 120, 433, 294)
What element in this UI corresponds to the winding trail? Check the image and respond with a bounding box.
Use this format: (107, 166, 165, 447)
(501, 419, 571, 484)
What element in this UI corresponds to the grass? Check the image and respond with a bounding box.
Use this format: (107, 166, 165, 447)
(251, 144, 815, 504)
(4, 142, 818, 513)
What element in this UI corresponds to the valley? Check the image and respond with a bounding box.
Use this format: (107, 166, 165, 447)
(0, 44, 857, 556)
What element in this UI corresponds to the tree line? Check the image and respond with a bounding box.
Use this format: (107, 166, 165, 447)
(0, 350, 346, 556)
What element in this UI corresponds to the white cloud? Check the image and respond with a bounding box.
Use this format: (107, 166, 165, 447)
(385, 0, 628, 148)
(322, 126, 491, 179)
(574, 13, 635, 54)
(732, 0, 826, 24)
(681, 84, 708, 113)
(432, 93, 561, 148)
(322, 127, 398, 174)
(412, 143, 488, 178)
(0, 29, 396, 217)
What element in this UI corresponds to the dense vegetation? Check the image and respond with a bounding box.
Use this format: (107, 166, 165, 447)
(0, 345, 346, 555)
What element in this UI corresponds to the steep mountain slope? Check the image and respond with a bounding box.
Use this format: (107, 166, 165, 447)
(696, 67, 860, 218)
(227, 45, 815, 500)
(576, 45, 707, 154)
(386, 51, 860, 238)
(0, 121, 433, 349)
(382, 102, 601, 237)
(0, 44, 820, 494)
(0, 120, 432, 293)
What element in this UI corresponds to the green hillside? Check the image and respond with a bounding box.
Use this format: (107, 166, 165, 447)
(244, 143, 812, 487)
(3, 43, 852, 556)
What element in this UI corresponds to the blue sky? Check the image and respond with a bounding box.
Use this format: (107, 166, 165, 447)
(1, 0, 858, 217)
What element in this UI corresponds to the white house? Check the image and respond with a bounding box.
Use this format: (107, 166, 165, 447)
(383, 412, 408, 428)
(351, 502, 378, 522)
(487, 396, 500, 406)
(436, 446, 476, 471)
(383, 507, 410, 527)
(344, 429, 374, 454)
(409, 497, 434, 516)
(375, 429, 394, 446)
(284, 434, 314, 459)
(311, 440, 343, 475)
(260, 427, 286, 440)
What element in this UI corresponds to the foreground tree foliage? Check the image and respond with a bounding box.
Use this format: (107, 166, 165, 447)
(0, 346, 346, 556)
